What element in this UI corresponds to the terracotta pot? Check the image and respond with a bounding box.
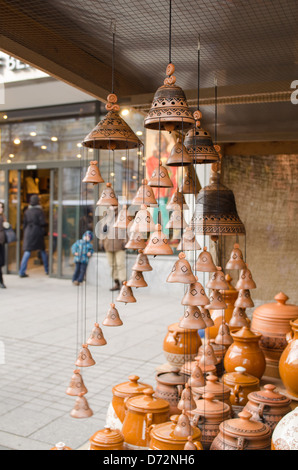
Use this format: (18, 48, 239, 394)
(251, 293, 298, 375)
(192, 374, 232, 411)
(222, 366, 260, 417)
(122, 389, 170, 449)
(155, 369, 188, 415)
(89, 427, 124, 450)
(243, 384, 292, 432)
(163, 322, 201, 368)
(149, 414, 203, 450)
(271, 408, 298, 450)
(279, 318, 298, 399)
(224, 326, 266, 379)
(210, 410, 271, 450)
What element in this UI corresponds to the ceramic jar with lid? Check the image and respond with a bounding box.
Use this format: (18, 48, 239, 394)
(222, 366, 260, 417)
(106, 375, 152, 429)
(51, 442, 72, 450)
(155, 369, 188, 415)
(279, 318, 298, 399)
(271, 408, 298, 450)
(210, 410, 272, 450)
(122, 388, 170, 450)
(188, 393, 231, 449)
(163, 322, 201, 367)
(243, 384, 291, 432)
(89, 427, 124, 450)
(192, 374, 232, 411)
(224, 326, 266, 379)
(251, 293, 298, 377)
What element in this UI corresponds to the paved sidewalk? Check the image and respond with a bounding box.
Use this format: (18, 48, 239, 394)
(0, 270, 183, 450)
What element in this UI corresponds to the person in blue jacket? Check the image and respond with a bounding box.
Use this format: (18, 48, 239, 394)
(71, 230, 94, 285)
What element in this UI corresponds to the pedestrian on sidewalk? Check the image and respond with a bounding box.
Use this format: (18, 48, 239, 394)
(71, 230, 94, 285)
(0, 202, 7, 288)
(19, 195, 48, 278)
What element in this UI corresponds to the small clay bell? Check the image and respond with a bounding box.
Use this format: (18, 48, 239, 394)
(177, 227, 201, 252)
(75, 344, 96, 367)
(198, 341, 218, 368)
(148, 162, 173, 188)
(236, 265, 257, 290)
(116, 282, 137, 303)
(195, 247, 217, 272)
(177, 384, 197, 412)
(144, 224, 173, 256)
(206, 267, 230, 290)
(102, 303, 123, 326)
(125, 231, 146, 250)
(179, 166, 201, 195)
(205, 290, 227, 310)
(173, 410, 192, 437)
(181, 276, 209, 306)
(166, 139, 192, 167)
(165, 209, 188, 230)
(234, 289, 254, 308)
(187, 362, 206, 388)
(70, 392, 93, 419)
(126, 270, 148, 288)
(229, 307, 250, 332)
(87, 323, 107, 346)
(96, 183, 118, 206)
(184, 436, 199, 450)
(225, 243, 246, 270)
(199, 307, 215, 327)
(132, 178, 157, 206)
(130, 204, 155, 232)
(82, 160, 104, 184)
(113, 205, 134, 229)
(179, 306, 206, 330)
(132, 250, 153, 272)
(167, 252, 196, 284)
(166, 191, 188, 211)
(66, 369, 88, 396)
(214, 323, 233, 346)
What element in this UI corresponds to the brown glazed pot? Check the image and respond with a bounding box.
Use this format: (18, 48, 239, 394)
(149, 415, 203, 451)
(279, 318, 298, 399)
(89, 427, 124, 450)
(163, 322, 201, 368)
(224, 326, 266, 379)
(122, 389, 170, 450)
(222, 366, 260, 417)
(271, 408, 298, 450)
(210, 410, 272, 450)
(243, 384, 292, 432)
(155, 369, 188, 415)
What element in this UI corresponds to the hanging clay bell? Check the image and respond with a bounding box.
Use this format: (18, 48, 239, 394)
(173, 410, 193, 437)
(125, 231, 146, 250)
(130, 204, 155, 232)
(87, 323, 107, 346)
(195, 247, 217, 272)
(184, 436, 200, 450)
(103, 303, 123, 326)
(70, 392, 93, 419)
(229, 307, 250, 332)
(167, 252, 196, 284)
(127, 270, 147, 288)
(166, 209, 187, 230)
(114, 205, 134, 229)
(206, 267, 230, 290)
(187, 362, 206, 389)
(116, 282, 137, 303)
(225, 243, 246, 270)
(235, 289, 254, 308)
(166, 139, 192, 166)
(66, 369, 88, 397)
(166, 191, 188, 211)
(82, 160, 104, 184)
(215, 323, 233, 346)
(132, 178, 158, 206)
(177, 227, 201, 252)
(96, 182, 118, 206)
(179, 306, 206, 330)
(144, 224, 173, 256)
(236, 265, 257, 290)
(199, 307, 215, 327)
(75, 344, 96, 367)
(132, 249, 152, 272)
(205, 290, 227, 310)
(181, 276, 209, 306)
(148, 161, 173, 188)
(198, 341, 218, 369)
(179, 166, 201, 195)
(177, 384, 197, 412)
(184, 121, 219, 164)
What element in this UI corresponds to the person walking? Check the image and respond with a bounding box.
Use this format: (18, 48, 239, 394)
(0, 202, 7, 288)
(71, 230, 94, 285)
(19, 195, 48, 278)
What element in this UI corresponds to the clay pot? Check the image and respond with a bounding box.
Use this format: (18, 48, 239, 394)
(243, 384, 292, 432)
(132, 179, 157, 206)
(210, 410, 271, 450)
(87, 323, 107, 346)
(271, 408, 298, 450)
(122, 389, 170, 449)
(224, 326, 266, 379)
(167, 252, 196, 284)
(279, 318, 298, 399)
(89, 427, 124, 450)
(155, 369, 188, 415)
(66, 369, 88, 397)
(163, 322, 201, 368)
(192, 374, 232, 411)
(144, 224, 173, 256)
(251, 293, 298, 377)
(181, 359, 217, 378)
(181, 277, 209, 307)
(177, 227, 201, 252)
(82, 160, 104, 184)
(70, 393, 93, 419)
(132, 250, 153, 272)
(222, 366, 260, 417)
(149, 414, 203, 450)
(96, 182, 118, 206)
(148, 162, 173, 188)
(225, 243, 246, 270)
(179, 305, 206, 330)
(229, 307, 250, 333)
(195, 247, 217, 272)
(166, 139, 192, 167)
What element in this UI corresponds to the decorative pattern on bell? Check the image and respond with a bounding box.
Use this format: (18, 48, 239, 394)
(75, 344, 96, 367)
(184, 114, 220, 164)
(205, 290, 227, 310)
(167, 252, 196, 284)
(166, 190, 188, 211)
(206, 267, 230, 290)
(125, 231, 146, 250)
(236, 265, 256, 290)
(66, 369, 88, 397)
(177, 384, 197, 412)
(166, 138, 192, 166)
(177, 227, 201, 252)
(82, 160, 104, 184)
(165, 208, 187, 230)
(148, 162, 173, 188)
(215, 323, 233, 346)
(144, 63, 195, 132)
(179, 305, 206, 330)
(144, 224, 173, 256)
(82, 94, 143, 150)
(130, 205, 155, 233)
(226, 243, 246, 270)
(234, 289, 254, 309)
(229, 307, 250, 332)
(187, 362, 206, 389)
(132, 178, 158, 206)
(70, 392, 93, 419)
(113, 205, 134, 229)
(96, 183, 118, 206)
(87, 323, 107, 346)
(181, 276, 209, 307)
(126, 270, 148, 288)
(116, 282, 137, 303)
(195, 247, 217, 272)
(103, 303, 123, 326)
(199, 307, 215, 327)
(179, 165, 201, 195)
(132, 249, 153, 272)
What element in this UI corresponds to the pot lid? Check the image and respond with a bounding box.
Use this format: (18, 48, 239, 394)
(231, 326, 261, 342)
(150, 415, 201, 443)
(112, 375, 151, 398)
(126, 388, 170, 413)
(248, 384, 291, 406)
(223, 366, 260, 387)
(253, 293, 298, 321)
(191, 393, 230, 416)
(220, 410, 271, 439)
(156, 369, 187, 386)
(194, 374, 230, 396)
(89, 427, 124, 446)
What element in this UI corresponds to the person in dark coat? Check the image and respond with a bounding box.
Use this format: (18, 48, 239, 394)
(19, 195, 48, 277)
(0, 202, 6, 288)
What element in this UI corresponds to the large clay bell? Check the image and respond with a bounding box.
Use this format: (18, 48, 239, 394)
(225, 243, 246, 270)
(148, 162, 173, 188)
(116, 282, 137, 303)
(132, 249, 152, 272)
(234, 289, 254, 308)
(125, 231, 146, 250)
(70, 392, 93, 419)
(75, 344, 96, 367)
(87, 323, 107, 346)
(132, 178, 157, 206)
(130, 204, 155, 233)
(166, 191, 188, 211)
(236, 265, 257, 290)
(82, 160, 104, 184)
(179, 305, 206, 330)
(66, 369, 88, 396)
(177, 227, 201, 252)
(166, 208, 187, 230)
(96, 182, 118, 206)
(181, 276, 209, 307)
(167, 252, 196, 284)
(205, 290, 227, 310)
(166, 138, 192, 166)
(126, 270, 147, 288)
(195, 247, 217, 272)
(144, 63, 195, 132)
(199, 307, 214, 327)
(184, 124, 219, 164)
(214, 322, 233, 346)
(179, 165, 201, 195)
(144, 224, 173, 256)
(206, 267, 230, 290)
(177, 384, 197, 412)
(103, 303, 123, 326)
(114, 205, 134, 229)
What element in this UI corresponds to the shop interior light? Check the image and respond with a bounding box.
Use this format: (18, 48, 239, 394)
(121, 156, 127, 161)
(14, 138, 21, 145)
(41, 145, 47, 150)
(51, 136, 58, 142)
(110, 172, 115, 177)
(132, 175, 137, 179)
(30, 131, 37, 137)
(76, 154, 82, 159)
(121, 108, 130, 116)
(9, 154, 15, 158)
(77, 143, 82, 148)
(6, 159, 11, 163)
(3, 115, 8, 120)
(136, 131, 143, 136)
